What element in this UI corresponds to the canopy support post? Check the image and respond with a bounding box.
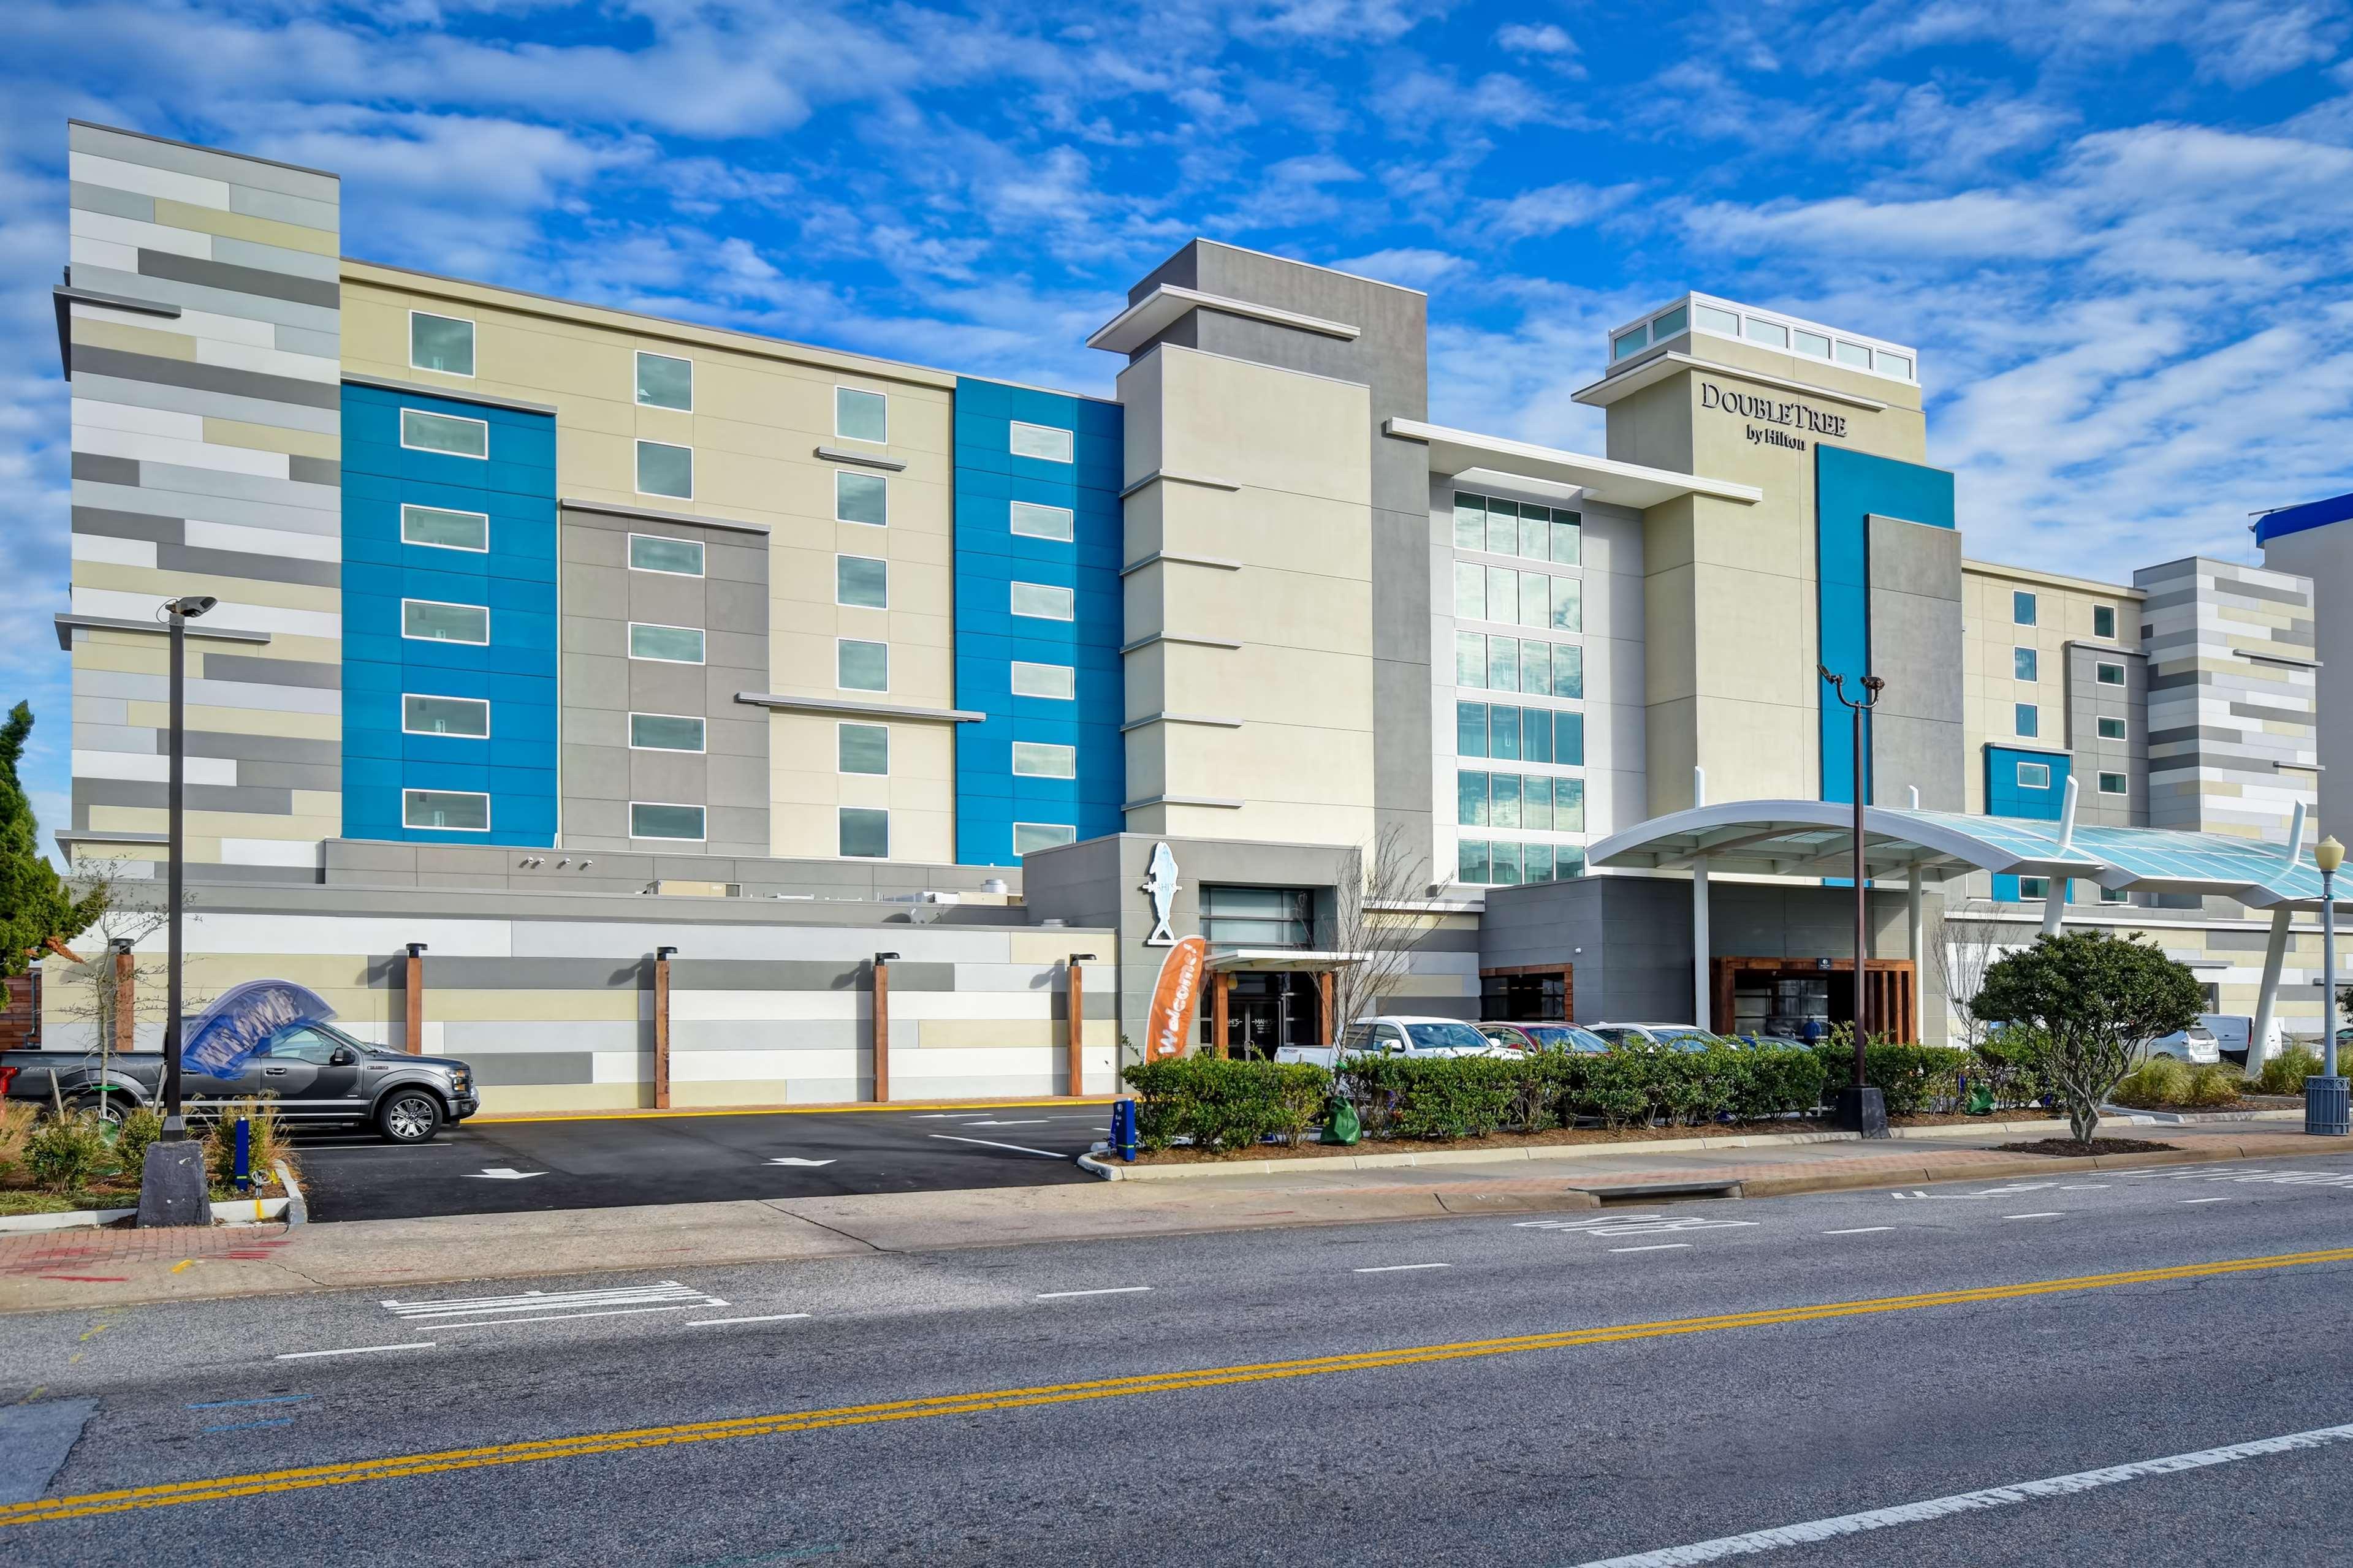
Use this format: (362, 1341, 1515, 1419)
(2251, 906, 2291, 1080)
(1908, 862, 1925, 1043)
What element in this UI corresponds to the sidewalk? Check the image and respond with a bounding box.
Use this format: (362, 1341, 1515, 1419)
(5, 1121, 2346, 1316)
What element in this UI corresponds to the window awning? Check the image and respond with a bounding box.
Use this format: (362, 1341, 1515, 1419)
(1205, 949, 1363, 972)
(1588, 800, 2351, 911)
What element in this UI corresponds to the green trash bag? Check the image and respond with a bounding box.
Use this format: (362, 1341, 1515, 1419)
(1323, 1100, 1362, 1145)
(1964, 1082, 1995, 1116)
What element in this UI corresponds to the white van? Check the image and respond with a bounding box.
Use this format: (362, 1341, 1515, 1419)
(2198, 1014, 2276, 1067)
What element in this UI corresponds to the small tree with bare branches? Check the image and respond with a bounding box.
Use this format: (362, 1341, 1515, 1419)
(1933, 894, 2033, 1053)
(45, 860, 192, 1108)
(1325, 825, 1435, 1033)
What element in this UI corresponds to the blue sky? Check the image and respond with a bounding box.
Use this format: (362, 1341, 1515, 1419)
(4, 0, 2351, 854)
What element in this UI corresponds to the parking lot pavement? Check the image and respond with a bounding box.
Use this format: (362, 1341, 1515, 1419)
(291, 1105, 1109, 1221)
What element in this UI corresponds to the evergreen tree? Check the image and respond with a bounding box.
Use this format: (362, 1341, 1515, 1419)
(0, 702, 104, 974)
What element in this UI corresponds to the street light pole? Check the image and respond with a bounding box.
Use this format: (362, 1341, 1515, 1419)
(1820, 665, 1888, 1138)
(2311, 835, 2347, 1137)
(139, 594, 216, 1227)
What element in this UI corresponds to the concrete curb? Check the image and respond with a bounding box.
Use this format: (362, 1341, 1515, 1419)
(2101, 1106, 2303, 1126)
(1075, 1117, 2131, 1183)
(0, 1191, 293, 1233)
(275, 1158, 307, 1227)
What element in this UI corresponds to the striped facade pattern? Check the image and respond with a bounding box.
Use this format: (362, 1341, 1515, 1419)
(2132, 557, 2317, 843)
(48, 909, 1120, 1112)
(64, 122, 343, 878)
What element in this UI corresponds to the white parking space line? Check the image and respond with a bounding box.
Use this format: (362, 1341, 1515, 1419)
(930, 1134, 1070, 1159)
(2060, 1184, 2110, 1191)
(1823, 1227, 1893, 1235)
(2002, 1212, 2066, 1220)
(688, 1313, 812, 1328)
(384, 1282, 722, 1323)
(1610, 1243, 1692, 1253)
(430, 1305, 702, 1331)
(1563, 1418, 2353, 1567)
(1036, 1286, 1152, 1300)
(1353, 1263, 1451, 1273)
(274, 1343, 438, 1361)
(2181, 1197, 2232, 1205)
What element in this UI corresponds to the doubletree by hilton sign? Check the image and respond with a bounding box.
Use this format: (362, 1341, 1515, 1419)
(1700, 380, 1848, 452)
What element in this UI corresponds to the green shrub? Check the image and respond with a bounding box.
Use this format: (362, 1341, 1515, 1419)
(1809, 1036, 1971, 1117)
(1974, 1028, 2054, 1108)
(26, 1112, 113, 1195)
(1344, 1056, 1522, 1140)
(2186, 1063, 2244, 1108)
(113, 1105, 164, 1170)
(2259, 1047, 2325, 1097)
(2113, 1057, 2191, 1108)
(202, 1097, 295, 1185)
(1727, 1045, 1827, 1121)
(1121, 1057, 1330, 1151)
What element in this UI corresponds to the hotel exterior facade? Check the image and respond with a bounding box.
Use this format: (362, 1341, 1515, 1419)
(37, 121, 2339, 1108)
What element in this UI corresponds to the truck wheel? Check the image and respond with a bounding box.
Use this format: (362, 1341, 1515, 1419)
(377, 1090, 443, 1144)
(70, 1092, 126, 1124)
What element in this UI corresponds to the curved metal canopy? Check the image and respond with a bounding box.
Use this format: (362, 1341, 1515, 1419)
(1589, 800, 2349, 911)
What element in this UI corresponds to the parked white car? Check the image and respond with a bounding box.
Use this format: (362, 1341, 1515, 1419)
(2145, 1025, 2221, 1065)
(1589, 1023, 1719, 1053)
(1275, 1016, 1509, 1069)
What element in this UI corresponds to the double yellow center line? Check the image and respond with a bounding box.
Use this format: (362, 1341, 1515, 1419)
(13, 1243, 2353, 1528)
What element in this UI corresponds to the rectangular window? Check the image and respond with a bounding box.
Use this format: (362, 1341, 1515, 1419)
(402, 694, 488, 737)
(1491, 774, 1522, 830)
(2096, 662, 2126, 686)
(2015, 703, 2039, 738)
(836, 387, 887, 444)
(1009, 421, 1073, 463)
(401, 408, 487, 458)
(1486, 498, 1518, 556)
(1519, 640, 1549, 697)
(2013, 590, 2037, 626)
(1458, 838, 1491, 885)
(837, 722, 888, 775)
(2099, 772, 2129, 795)
(1490, 840, 1524, 886)
(837, 638, 888, 691)
(1694, 303, 1740, 336)
(1012, 741, 1077, 779)
(628, 534, 704, 577)
(1879, 352, 1913, 379)
(1524, 844, 1554, 885)
(1549, 575, 1581, 633)
(836, 555, 888, 609)
(1745, 317, 1790, 349)
(1454, 632, 1486, 688)
(2013, 647, 2038, 681)
(1518, 570, 1548, 629)
(1011, 581, 1074, 620)
(1555, 778, 1586, 833)
(839, 806, 889, 859)
(2017, 761, 2051, 789)
(1009, 661, 1075, 700)
(1651, 305, 1689, 339)
(2093, 605, 2116, 639)
(1454, 561, 1485, 621)
(636, 439, 692, 499)
(401, 504, 488, 553)
(628, 623, 705, 664)
(1484, 566, 1515, 624)
(1013, 822, 1077, 855)
(409, 312, 474, 377)
(1551, 515, 1581, 566)
(2097, 716, 2127, 741)
(1489, 635, 1518, 692)
(1457, 770, 1488, 827)
(1009, 501, 1074, 541)
(1490, 705, 1522, 762)
(636, 350, 693, 411)
(403, 789, 488, 831)
(2019, 876, 2050, 900)
(629, 713, 706, 752)
(630, 802, 706, 842)
(402, 599, 488, 645)
(1613, 328, 1648, 362)
(1523, 706, 1553, 765)
(1456, 701, 1488, 759)
(1834, 340, 1871, 368)
(1519, 505, 1548, 562)
(1553, 643, 1584, 700)
(1524, 775, 1553, 832)
(836, 471, 888, 526)
(1556, 711, 1585, 766)
(1453, 493, 1486, 551)
(1792, 328, 1830, 358)
(2102, 887, 2131, 904)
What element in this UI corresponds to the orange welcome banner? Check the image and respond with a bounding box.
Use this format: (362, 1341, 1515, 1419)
(1143, 936, 1209, 1061)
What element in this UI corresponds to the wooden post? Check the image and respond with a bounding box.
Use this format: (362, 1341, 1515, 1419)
(871, 953, 894, 1103)
(112, 944, 134, 1055)
(1211, 971, 1230, 1059)
(653, 946, 675, 1110)
(403, 942, 426, 1055)
(1317, 970, 1334, 1046)
(1066, 958, 1085, 1097)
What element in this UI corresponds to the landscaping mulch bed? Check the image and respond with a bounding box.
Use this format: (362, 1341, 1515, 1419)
(1993, 1137, 2180, 1158)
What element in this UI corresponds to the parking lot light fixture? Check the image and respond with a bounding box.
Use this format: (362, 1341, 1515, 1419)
(2311, 835, 2347, 1137)
(138, 594, 216, 1226)
(1820, 665, 1888, 1138)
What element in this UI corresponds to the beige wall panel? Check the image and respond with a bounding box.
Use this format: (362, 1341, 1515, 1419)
(124, 703, 340, 740)
(479, 1085, 647, 1115)
(913, 1018, 1055, 1048)
(71, 317, 198, 360)
(1150, 346, 1371, 503)
(75, 561, 340, 615)
(203, 417, 339, 460)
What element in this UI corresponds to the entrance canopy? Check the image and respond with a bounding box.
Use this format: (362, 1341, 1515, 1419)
(1206, 949, 1360, 972)
(1590, 799, 2352, 912)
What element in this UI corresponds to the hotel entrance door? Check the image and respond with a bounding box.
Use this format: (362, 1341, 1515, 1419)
(1206, 971, 1326, 1059)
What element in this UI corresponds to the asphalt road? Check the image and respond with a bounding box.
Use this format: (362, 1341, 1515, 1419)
(9, 1153, 2353, 1564)
(291, 1105, 1108, 1220)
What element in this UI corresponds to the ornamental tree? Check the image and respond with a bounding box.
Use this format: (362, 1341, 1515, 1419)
(1970, 931, 2203, 1145)
(0, 702, 104, 975)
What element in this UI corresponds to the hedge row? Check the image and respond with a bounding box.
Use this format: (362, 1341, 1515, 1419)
(1120, 1042, 1831, 1151)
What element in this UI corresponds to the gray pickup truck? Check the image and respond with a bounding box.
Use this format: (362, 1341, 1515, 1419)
(0, 1022, 479, 1143)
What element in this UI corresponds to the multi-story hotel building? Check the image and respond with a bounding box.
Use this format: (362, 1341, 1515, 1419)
(36, 120, 2341, 1108)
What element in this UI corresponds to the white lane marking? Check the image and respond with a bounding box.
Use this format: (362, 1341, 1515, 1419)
(1562, 1418, 2353, 1567)
(2059, 1184, 2110, 1191)
(766, 1157, 836, 1167)
(2002, 1212, 2066, 1220)
(2180, 1197, 2232, 1204)
(1036, 1286, 1153, 1300)
(463, 1167, 545, 1180)
(1974, 1183, 2059, 1196)
(275, 1343, 439, 1361)
(384, 1281, 720, 1321)
(1823, 1227, 1893, 1235)
(430, 1305, 705, 1331)
(1353, 1263, 1452, 1273)
(962, 1119, 1050, 1127)
(1517, 1216, 1760, 1238)
(1610, 1243, 1692, 1253)
(930, 1133, 1068, 1159)
(688, 1313, 813, 1327)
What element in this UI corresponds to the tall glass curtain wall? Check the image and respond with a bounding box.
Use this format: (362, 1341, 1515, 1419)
(341, 384, 559, 844)
(951, 378, 1124, 864)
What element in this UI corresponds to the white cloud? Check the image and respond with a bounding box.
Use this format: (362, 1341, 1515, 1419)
(1496, 21, 1580, 64)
